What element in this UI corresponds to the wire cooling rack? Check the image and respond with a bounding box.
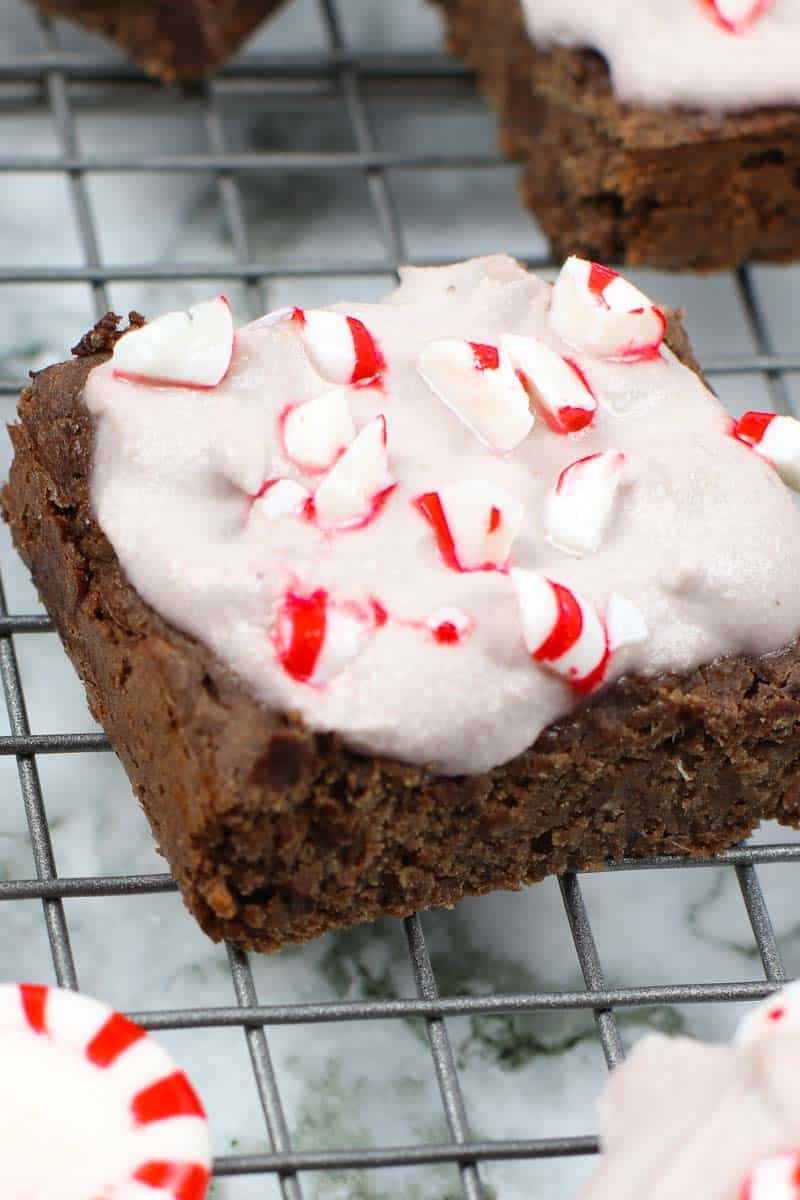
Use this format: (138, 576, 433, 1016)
(0, 1, 799, 1197)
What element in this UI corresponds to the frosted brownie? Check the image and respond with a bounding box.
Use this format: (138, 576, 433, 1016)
(31, 0, 287, 81)
(432, 0, 800, 270)
(581, 983, 800, 1200)
(5, 255, 800, 951)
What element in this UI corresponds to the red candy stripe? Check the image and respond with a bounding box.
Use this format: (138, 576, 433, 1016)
(735, 410, 775, 446)
(587, 261, 618, 301)
(132, 1071, 206, 1125)
(87, 1011, 146, 1068)
(347, 316, 385, 384)
(414, 492, 459, 571)
(134, 1162, 211, 1200)
(532, 582, 584, 662)
(276, 589, 328, 682)
(469, 342, 500, 371)
(20, 983, 48, 1034)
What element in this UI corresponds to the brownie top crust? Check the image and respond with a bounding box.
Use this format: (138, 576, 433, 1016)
(521, 0, 800, 111)
(81, 255, 800, 776)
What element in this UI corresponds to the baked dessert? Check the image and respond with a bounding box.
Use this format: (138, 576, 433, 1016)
(580, 982, 800, 1200)
(432, 0, 800, 270)
(6, 254, 800, 952)
(31, 0, 287, 81)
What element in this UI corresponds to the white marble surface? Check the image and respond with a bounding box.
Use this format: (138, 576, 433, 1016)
(1, 2, 800, 1198)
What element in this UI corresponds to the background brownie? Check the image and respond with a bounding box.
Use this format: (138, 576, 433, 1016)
(31, 0, 288, 81)
(432, 0, 800, 271)
(4, 312, 800, 952)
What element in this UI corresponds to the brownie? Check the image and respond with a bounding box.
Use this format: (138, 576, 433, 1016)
(31, 0, 287, 81)
(432, 0, 800, 271)
(4, 311, 800, 952)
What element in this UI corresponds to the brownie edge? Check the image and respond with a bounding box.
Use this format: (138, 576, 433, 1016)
(4, 311, 800, 952)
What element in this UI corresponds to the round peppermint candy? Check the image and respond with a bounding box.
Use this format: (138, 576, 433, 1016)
(0, 983, 210, 1200)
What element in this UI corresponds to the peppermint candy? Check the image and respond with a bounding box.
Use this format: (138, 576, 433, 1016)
(293, 307, 384, 386)
(544, 451, 627, 554)
(734, 411, 800, 491)
(550, 257, 666, 363)
(415, 480, 523, 572)
(273, 589, 380, 685)
(502, 334, 598, 434)
(112, 296, 234, 389)
(0, 983, 210, 1200)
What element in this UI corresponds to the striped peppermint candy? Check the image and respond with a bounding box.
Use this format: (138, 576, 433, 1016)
(511, 570, 610, 693)
(417, 338, 534, 453)
(292, 307, 384, 386)
(700, 0, 772, 34)
(0, 983, 210, 1200)
(113, 296, 234, 389)
(272, 588, 379, 685)
(313, 415, 395, 530)
(734, 411, 800, 491)
(425, 606, 474, 645)
(502, 334, 598, 434)
(544, 451, 627, 554)
(736, 981, 800, 1048)
(280, 387, 356, 472)
(414, 480, 523, 572)
(550, 257, 666, 363)
(739, 1152, 800, 1200)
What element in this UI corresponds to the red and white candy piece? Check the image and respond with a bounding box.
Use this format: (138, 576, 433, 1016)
(425, 606, 474, 645)
(734, 411, 800, 491)
(273, 588, 378, 685)
(549, 257, 666, 363)
(544, 451, 626, 554)
(112, 296, 234, 388)
(280, 388, 356, 472)
(700, 0, 772, 35)
(417, 339, 534, 453)
(252, 478, 311, 521)
(739, 1152, 800, 1200)
(501, 334, 597, 434)
(293, 307, 384, 386)
(0, 982, 210, 1200)
(313, 415, 395, 530)
(511, 569, 609, 693)
(736, 981, 800, 1048)
(606, 592, 649, 652)
(415, 480, 523, 572)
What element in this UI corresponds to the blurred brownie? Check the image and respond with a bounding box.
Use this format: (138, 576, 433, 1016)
(432, 0, 800, 270)
(31, 0, 287, 80)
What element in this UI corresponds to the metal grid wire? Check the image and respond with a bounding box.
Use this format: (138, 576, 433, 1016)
(0, 1, 798, 1195)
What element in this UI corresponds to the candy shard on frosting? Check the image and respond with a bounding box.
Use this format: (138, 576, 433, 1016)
(313, 415, 395, 530)
(112, 296, 233, 388)
(740, 1152, 800, 1200)
(415, 480, 523, 572)
(252, 478, 311, 521)
(294, 308, 384, 386)
(273, 588, 377, 685)
(511, 569, 609, 692)
(417, 337, 534, 452)
(280, 388, 356, 472)
(550, 257, 666, 362)
(606, 593, 649, 652)
(544, 450, 626, 554)
(502, 333, 598, 434)
(700, 0, 772, 35)
(734, 411, 800, 491)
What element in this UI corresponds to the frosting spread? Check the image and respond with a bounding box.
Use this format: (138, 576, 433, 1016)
(581, 983, 800, 1200)
(84, 255, 800, 776)
(519, 0, 800, 112)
